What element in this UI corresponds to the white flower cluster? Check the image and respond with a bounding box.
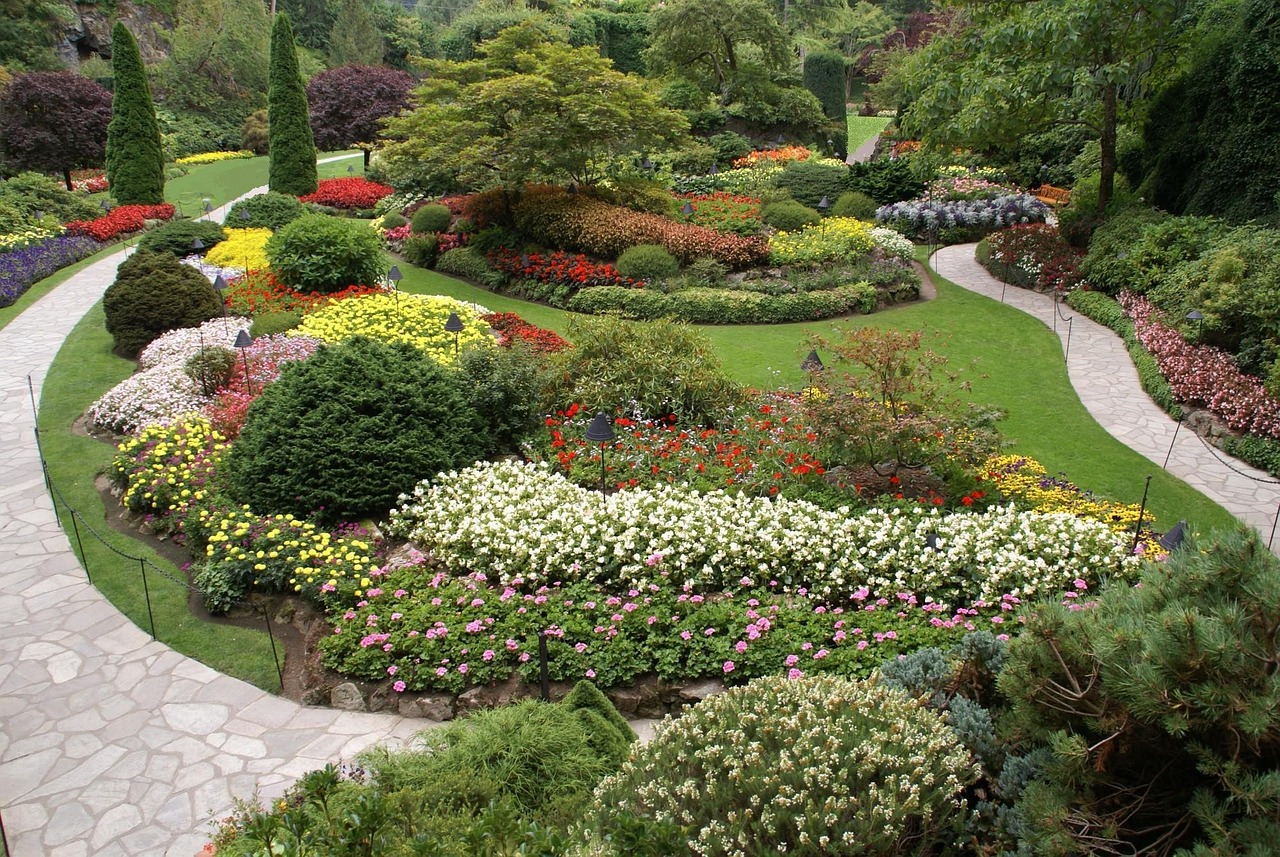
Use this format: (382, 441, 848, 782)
(390, 460, 1137, 605)
(136, 316, 253, 369)
(869, 226, 915, 261)
(589, 674, 975, 856)
(88, 364, 208, 434)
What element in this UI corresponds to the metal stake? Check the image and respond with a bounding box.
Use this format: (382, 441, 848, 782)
(538, 631, 550, 701)
(262, 605, 285, 691)
(1162, 414, 1184, 469)
(139, 558, 156, 639)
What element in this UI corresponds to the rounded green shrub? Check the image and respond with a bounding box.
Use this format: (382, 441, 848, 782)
(589, 675, 976, 856)
(436, 246, 504, 287)
(683, 256, 729, 287)
(224, 336, 490, 521)
(248, 310, 302, 338)
(379, 212, 407, 230)
(184, 346, 237, 397)
(615, 244, 679, 282)
(103, 250, 224, 358)
(410, 203, 452, 234)
(136, 219, 227, 258)
(831, 190, 879, 221)
(459, 343, 558, 453)
(240, 109, 269, 155)
(265, 212, 386, 294)
(403, 232, 439, 268)
(775, 159, 850, 208)
(226, 192, 307, 231)
(762, 200, 821, 232)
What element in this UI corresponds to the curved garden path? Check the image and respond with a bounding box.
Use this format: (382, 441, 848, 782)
(932, 244, 1280, 546)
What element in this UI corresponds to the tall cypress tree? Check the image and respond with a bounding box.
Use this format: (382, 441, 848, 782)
(802, 50, 848, 160)
(268, 11, 319, 197)
(106, 23, 165, 205)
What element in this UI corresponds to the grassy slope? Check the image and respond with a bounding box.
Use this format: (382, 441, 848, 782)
(847, 116, 892, 150)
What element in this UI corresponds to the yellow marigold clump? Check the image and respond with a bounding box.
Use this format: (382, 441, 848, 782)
(204, 228, 272, 271)
(176, 150, 255, 165)
(110, 416, 228, 516)
(0, 222, 64, 253)
(768, 216, 876, 265)
(292, 293, 493, 366)
(984, 454, 1152, 533)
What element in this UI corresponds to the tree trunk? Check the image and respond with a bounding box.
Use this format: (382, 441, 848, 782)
(363, 148, 371, 170)
(63, 169, 73, 192)
(1098, 79, 1117, 215)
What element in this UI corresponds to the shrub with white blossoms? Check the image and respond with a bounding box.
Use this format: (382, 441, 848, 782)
(88, 364, 210, 433)
(870, 226, 915, 261)
(587, 674, 976, 856)
(389, 460, 1137, 605)
(136, 316, 252, 369)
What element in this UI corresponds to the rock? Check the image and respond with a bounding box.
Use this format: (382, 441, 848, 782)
(398, 694, 455, 721)
(456, 676, 530, 713)
(330, 682, 366, 712)
(677, 679, 725, 703)
(300, 688, 326, 706)
(609, 676, 662, 716)
(367, 685, 391, 713)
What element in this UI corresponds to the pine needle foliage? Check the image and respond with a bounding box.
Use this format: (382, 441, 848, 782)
(106, 23, 165, 205)
(267, 12, 317, 197)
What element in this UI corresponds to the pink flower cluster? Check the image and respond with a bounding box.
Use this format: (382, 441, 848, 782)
(1121, 291, 1280, 438)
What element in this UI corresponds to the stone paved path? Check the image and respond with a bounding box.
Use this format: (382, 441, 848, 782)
(933, 244, 1280, 545)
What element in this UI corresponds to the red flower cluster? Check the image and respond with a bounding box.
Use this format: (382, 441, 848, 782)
(513, 187, 770, 269)
(71, 174, 109, 193)
(488, 248, 639, 289)
(731, 146, 811, 168)
(678, 192, 763, 236)
(299, 177, 394, 210)
(64, 204, 176, 242)
(481, 311, 569, 353)
(986, 224, 1086, 293)
(223, 270, 385, 315)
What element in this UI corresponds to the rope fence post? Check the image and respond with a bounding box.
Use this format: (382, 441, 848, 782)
(139, 558, 156, 640)
(261, 605, 285, 692)
(1, 804, 11, 857)
(67, 508, 92, 585)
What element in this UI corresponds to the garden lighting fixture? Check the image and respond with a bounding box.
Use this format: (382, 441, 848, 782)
(584, 411, 616, 495)
(444, 311, 464, 356)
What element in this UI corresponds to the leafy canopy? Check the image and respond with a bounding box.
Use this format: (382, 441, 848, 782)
(380, 20, 689, 192)
(0, 72, 112, 190)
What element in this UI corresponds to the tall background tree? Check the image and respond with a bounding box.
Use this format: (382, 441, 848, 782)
(107, 23, 166, 205)
(268, 12, 318, 196)
(307, 65, 413, 169)
(328, 0, 385, 66)
(0, 72, 112, 190)
(0, 0, 71, 71)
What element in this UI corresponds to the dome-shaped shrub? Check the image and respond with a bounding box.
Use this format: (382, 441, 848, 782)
(615, 244, 679, 282)
(410, 203, 452, 234)
(265, 212, 386, 294)
(103, 250, 224, 357)
(589, 675, 976, 855)
(225, 336, 491, 521)
(226, 192, 307, 231)
(832, 190, 879, 221)
(762, 200, 821, 232)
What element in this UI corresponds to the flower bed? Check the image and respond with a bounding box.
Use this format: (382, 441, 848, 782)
(875, 195, 1048, 242)
(768, 217, 876, 265)
(222, 270, 385, 316)
(0, 234, 102, 308)
(318, 556, 1005, 694)
(299, 177, 394, 210)
(389, 460, 1137, 606)
(984, 454, 1150, 534)
(111, 416, 227, 515)
(203, 228, 272, 271)
(88, 364, 210, 433)
(1121, 291, 1280, 438)
(480, 311, 569, 353)
(65, 203, 176, 243)
(175, 150, 255, 165)
(732, 145, 811, 168)
(292, 293, 492, 365)
(488, 248, 637, 290)
(71, 174, 108, 193)
(677, 192, 763, 236)
(981, 224, 1087, 293)
(0, 222, 64, 254)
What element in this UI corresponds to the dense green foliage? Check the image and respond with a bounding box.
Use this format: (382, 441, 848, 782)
(106, 24, 166, 206)
(831, 190, 879, 220)
(774, 159, 849, 208)
(410, 203, 452, 234)
(247, 310, 302, 338)
(549, 315, 743, 423)
(225, 192, 307, 231)
(565, 281, 878, 325)
(402, 232, 439, 268)
(158, 0, 271, 124)
(846, 157, 926, 204)
(267, 12, 318, 197)
(801, 49, 848, 156)
(0, 72, 112, 190)
(225, 337, 489, 522)
(458, 342, 558, 454)
(614, 244, 679, 282)
(265, 213, 386, 293)
(0, 172, 99, 228)
(102, 250, 222, 358)
(135, 219, 227, 258)
(762, 199, 821, 231)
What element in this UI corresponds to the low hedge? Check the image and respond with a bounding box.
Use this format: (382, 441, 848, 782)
(564, 281, 877, 324)
(1067, 290, 1181, 419)
(1221, 434, 1280, 477)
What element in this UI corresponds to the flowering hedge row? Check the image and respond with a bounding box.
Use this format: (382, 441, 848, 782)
(480, 311, 569, 353)
(65, 203, 176, 243)
(875, 195, 1048, 241)
(0, 234, 102, 308)
(513, 188, 769, 269)
(1121, 291, 1280, 438)
(389, 460, 1137, 606)
(299, 177, 394, 210)
(488, 248, 637, 289)
(982, 224, 1086, 293)
(175, 150, 254, 165)
(292, 293, 492, 366)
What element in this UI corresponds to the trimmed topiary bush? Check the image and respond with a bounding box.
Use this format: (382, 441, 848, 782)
(615, 244, 679, 282)
(774, 159, 849, 209)
(589, 674, 976, 855)
(379, 212, 407, 230)
(224, 336, 490, 521)
(226, 192, 308, 231)
(136, 219, 227, 258)
(106, 23, 165, 205)
(265, 213, 386, 293)
(832, 190, 878, 221)
(102, 250, 223, 358)
(762, 200, 821, 232)
(267, 12, 318, 197)
(410, 203, 452, 234)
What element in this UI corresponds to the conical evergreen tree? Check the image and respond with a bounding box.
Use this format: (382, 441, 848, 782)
(268, 12, 319, 197)
(106, 23, 165, 205)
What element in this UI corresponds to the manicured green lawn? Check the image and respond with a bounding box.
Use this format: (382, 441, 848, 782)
(166, 150, 361, 217)
(399, 256, 1237, 534)
(847, 116, 892, 151)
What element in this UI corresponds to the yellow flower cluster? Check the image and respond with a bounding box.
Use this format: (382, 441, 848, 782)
(111, 416, 228, 515)
(292, 293, 494, 366)
(200, 505, 377, 599)
(176, 150, 255, 165)
(1, 222, 64, 253)
(204, 228, 272, 271)
(984, 454, 1154, 533)
(769, 217, 875, 265)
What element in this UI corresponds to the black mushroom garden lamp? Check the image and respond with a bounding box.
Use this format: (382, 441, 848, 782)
(585, 412, 616, 495)
(233, 329, 255, 395)
(444, 311, 465, 357)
